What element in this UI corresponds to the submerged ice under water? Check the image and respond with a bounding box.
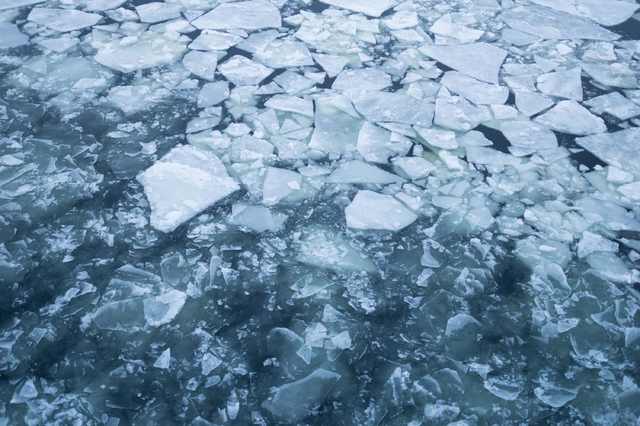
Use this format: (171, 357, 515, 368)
(1, 0, 640, 424)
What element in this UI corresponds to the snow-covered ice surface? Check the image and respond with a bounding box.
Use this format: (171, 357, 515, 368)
(1, 0, 640, 424)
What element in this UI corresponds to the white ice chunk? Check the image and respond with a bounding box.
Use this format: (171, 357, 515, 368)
(501, 5, 619, 41)
(327, 160, 403, 184)
(583, 62, 639, 89)
(86, 0, 126, 11)
(576, 128, 640, 176)
(229, 203, 287, 232)
(218, 55, 273, 86)
(530, 0, 639, 26)
(136, 2, 181, 23)
(415, 126, 458, 150)
(189, 30, 244, 51)
(0, 0, 43, 10)
(255, 39, 314, 68)
(0, 23, 28, 49)
(313, 54, 350, 78)
(618, 181, 640, 201)
(183, 50, 217, 81)
(11, 379, 38, 404)
(107, 84, 171, 115)
(392, 156, 435, 180)
(333, 68, 392, 93)
(95, 32, 187, 73)
(535, 100, 606, 135)
(430, 14, 484, 43)
(28, 7, 101, 32)
(514, 90, 554, 116)
(192, 0, 281, 31)
(441, 72, 509, 105)
(577, 231, 619, 258)
(352, 91, 434, 126)
(420, 42, 507, 84)
(309, 95, 362, 154)
(153, 348, 171, 369)
(536, 67, 583, 101)
(198, 81, 229, 107)
(356, 122, 412, 163)
(262, 167, 306, 206)
(584, 92, 640, 121)
(345, 190, 417, 231)
(434, 94, 490, 132)
(534, 384, 578, 408)
(319, 0, 396, 17)
(500, 120, 558, 154)
(137, 145, 239, 233)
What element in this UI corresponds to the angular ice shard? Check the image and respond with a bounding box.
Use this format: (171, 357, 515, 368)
(143, 289, 187, 327)
(583, 62, 638, 89)
(501, 6, 619, 41)
(333, 68, 392, 94)
(95, 33, 187, 73)
(255, 39, 314, 68)
(536, 67, 583, 101)
(28, 8, 101, 32)
(153, 348, 171, 369)
(0, 23, 29, 49)
(189, 30, 244, 51)
(192, 1, 281, 31)
(434, 94, 489, 132)
(296, 227, 376, 273)
(198, 82, 229, 107)
(575, 128, 640, 175)
(327, 160, 404, 184)
(585, 92, 640, 121)
(229, 203, 287, 232)
(392, 157, 435, 180)
(0, 0, 43, 10)
(529, 0, 639, 26)
(514, 90, 554, 116)
(319, 0, 396, 17)
(263, 369, 341, 422)
(183, 51, 217, 81)
(500, 120, 558, 154)
(11, 379, 38, 404)
(534, 384, 578, 408)
(345, 190, 417, 231)
(313, 53, 350, 77)
(441, 72, 509, 105)
(535, 100, 606, 135)
(262, 167, 306, 206)
(218, 56, 273, 86)
(352, 92, 434, 126)
(309, 95, 362, 154)
(420, 42, 507, 84)
(135, 2, 182, 23)
(137, 145, 239, 233)
(356, 122, 412, 163)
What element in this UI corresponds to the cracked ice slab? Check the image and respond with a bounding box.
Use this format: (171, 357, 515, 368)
(535, 100, 606, 136)
(28, 8, 101, 32)
(192, 0, 281, 31)
(95, 33, 187, 73)
(345, 190, 417, 232)
(0, 0, 43, 10)
(420, 42, 507, 84)
(137, 145, 239, 233)
(501, 5, 620, 41)
(0, 23, 29, 49)
(576, 128, 640, 176)
(319, 0, 396, 17)
(529, 0, 639, 27)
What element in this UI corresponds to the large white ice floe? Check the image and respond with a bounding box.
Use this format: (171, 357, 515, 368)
(319, 0, 396, 17)
(28, 7, 101, 32)
(576, 128, 640, 176)
(419, 42, 507, 84)
(529, 0, 639, 26)
(192, 0, 281, 30)
(345, 190, 417, 231)
(218, 55, 273, 86)
(95, 32, 187, 73)
(137, 145, 239, 233)
(535, 100, 606, 135)
(501, 5, 620, 41)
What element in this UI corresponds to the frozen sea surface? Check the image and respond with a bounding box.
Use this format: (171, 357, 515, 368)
(1, 0, 640, 424)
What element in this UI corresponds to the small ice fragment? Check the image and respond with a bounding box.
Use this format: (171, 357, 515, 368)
(154, 348, 171, 369)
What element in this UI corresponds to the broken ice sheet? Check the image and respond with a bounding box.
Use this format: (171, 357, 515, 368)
(137, 145, 239, 233)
